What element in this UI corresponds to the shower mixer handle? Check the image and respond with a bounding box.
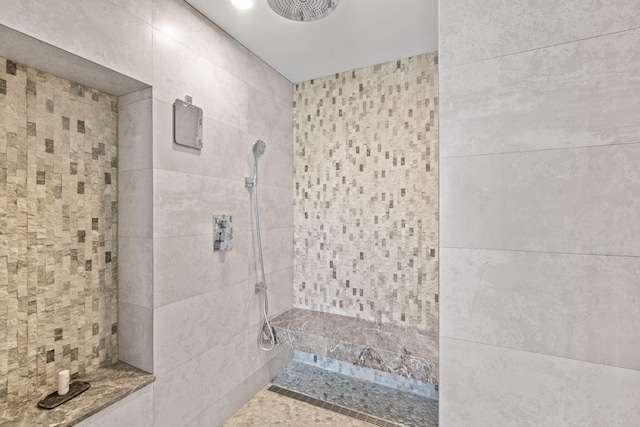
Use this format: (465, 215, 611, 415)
(245, 176, 256, 188)
(255, 281, 266, 293)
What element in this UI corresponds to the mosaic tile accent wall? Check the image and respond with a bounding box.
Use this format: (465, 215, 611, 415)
(293, 52, 439, 331)
(0, 56, 118, 405)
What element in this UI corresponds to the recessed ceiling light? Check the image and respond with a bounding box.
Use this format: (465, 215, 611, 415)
(231, 0, 254, 9)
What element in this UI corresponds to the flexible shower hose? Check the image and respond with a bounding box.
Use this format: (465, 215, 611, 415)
(253, 162, 276, 351)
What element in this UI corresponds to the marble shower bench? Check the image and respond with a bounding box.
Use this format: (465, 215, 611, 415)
(271, 308, 439, 385)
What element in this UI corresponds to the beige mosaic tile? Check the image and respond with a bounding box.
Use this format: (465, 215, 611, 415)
(0, 56, 118, 406)
(223, 387, 373, 427)
(293, 53, 439, 331)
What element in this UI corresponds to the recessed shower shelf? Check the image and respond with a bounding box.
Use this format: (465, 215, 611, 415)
(3, 362, 154, 427)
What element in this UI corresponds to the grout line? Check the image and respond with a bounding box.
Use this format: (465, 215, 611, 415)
(439, 246, 640, 259)
(440, 26, 640, 71)
(439, 140, 640, 160)
(440, 336, 640, 372)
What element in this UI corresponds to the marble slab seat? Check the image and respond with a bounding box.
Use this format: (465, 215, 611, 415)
(271, 308, 439, 384)
(0, 362, 154, 427)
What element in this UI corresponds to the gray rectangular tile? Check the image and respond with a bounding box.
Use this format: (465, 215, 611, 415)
(441, 248, 640, 370)
(248, 86, 293, 149)
(152, 29, 248, 132)
(440, 0, 640, 68)
(118, 169, 153, 238)
(440, 143, 640, 256)
(247, 267, 294, 328)
(440, 338, 640, 426)
(153, 231, 251, 308)
(118, 95, 152, 172)
(154, 284, 248, 375)
(118, 302, 153, 373)
(76, 384, 153, 427)
(152, 99, 254, 182)
(246, 51, 293, 106)
(256, 184, 294, 230)
(118, 237, 153, 308)
(153, 331, 248, 427)
(440, 29, 640, 157)
(255, 136, 293, 189)
(152, 0, 249, 81)
(185, 346, 292, 427)
(0, 0, 153, 83)
(108, 0, 152, 24)
(152, 169, 251, 238)
(119, 87, 152, 107)
(251, 227, 294, 276)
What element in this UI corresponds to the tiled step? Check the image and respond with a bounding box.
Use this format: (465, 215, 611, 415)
(271, 360, 439, 427)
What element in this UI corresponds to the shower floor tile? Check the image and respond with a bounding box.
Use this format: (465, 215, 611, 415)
(271, 361, 438, 427)
(222, 386, 372, 427)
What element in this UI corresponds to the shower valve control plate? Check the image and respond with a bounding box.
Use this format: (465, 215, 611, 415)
(213, 214, 233, 251)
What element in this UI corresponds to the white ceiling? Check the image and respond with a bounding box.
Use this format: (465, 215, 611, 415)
(185, 0, 439, 83)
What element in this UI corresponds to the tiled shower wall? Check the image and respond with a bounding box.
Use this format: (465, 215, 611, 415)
(293, 53, 438, 331)
(439, 0, 640, 424)
(0, 57, 118, 405)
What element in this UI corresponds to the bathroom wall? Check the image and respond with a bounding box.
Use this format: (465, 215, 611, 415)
(439, 0, 640, 424)
(0, 0, 294, 425)
(0, 56, 118, 405)
(293, 53, 439, 331)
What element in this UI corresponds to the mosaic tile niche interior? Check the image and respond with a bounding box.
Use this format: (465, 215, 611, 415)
(293, 52, 439, 331)
(0, 56, 118, 406)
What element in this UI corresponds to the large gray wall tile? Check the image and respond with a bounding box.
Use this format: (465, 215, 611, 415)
(255, 137, 293, 189)
(153, 331, 248, 427)
(153, 231, 251, 308)
(255, 227, 294, 276)
(152, 0, 249, 81)
(247, 267, 294, 329)
(185, 346, 292, 427)
(118, 169, 153, 239)
(154, 285, 249, 375)
(440, 0, 640, 68)
(440, 338, 640, 426)
(152, 169, 251, 238)
(440, 29, 640, 158)
(152, 29, 248, 132)
(109, 0, 153, 24)
(118, 237, 153, 308)
(76, 384, 153, 427)
(257, 184, 294, 230)
(248, 86, 293, 149)
(441, 248, 640, 370)
(118, 94, 153, 172)
(440, 143, 640, 256)
(152, 99, 253, 182)
(0, 0, 153, 83)
(246, 52, 293, 106)
(118, 302, 153, 373)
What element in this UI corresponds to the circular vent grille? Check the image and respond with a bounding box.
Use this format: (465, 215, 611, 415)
(266, 0, 340, 22)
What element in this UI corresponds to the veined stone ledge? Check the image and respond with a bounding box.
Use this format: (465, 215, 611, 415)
(271, 308, 439, 384)
(0, 362, 154, 427)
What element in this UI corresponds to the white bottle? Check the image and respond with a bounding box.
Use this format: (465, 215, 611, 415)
(58, 370, 70, 396)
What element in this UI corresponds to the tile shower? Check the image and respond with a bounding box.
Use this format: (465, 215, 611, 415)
(0, 56, 118, 405)
(0, 0, 439, 425)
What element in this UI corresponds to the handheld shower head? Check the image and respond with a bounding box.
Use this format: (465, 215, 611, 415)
(253, 140, 266, 159)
